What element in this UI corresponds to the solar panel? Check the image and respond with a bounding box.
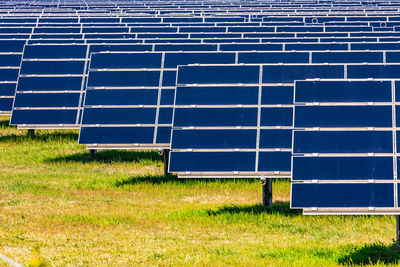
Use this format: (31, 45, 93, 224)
(170, 63, 347, 178)
(79, 51, 237, 149)
(0, 39, 26, 114)
(10, 44, 88, 128)
(292, 79, 400, 214)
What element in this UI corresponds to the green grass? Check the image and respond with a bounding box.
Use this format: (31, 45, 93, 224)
(0, 116, 399, 266)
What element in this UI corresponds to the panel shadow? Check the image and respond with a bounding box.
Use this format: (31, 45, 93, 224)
(46, 150, 163, 164)
(206, 201, 302, 217)
(115, 175, 258, 186)
(338, 242, 400, 265)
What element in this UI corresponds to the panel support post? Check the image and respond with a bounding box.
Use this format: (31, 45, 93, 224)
(163, 149, 170, 178)
(89, 149, 97, 158)
(27, 129, 35, 137)
(261, 177, 272, 207)
(397, 215, 400, 246)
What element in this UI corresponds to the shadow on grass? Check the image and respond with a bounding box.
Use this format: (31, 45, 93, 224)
(206, 202, 301, 217)
(0, 117, 79, 142)
(115, 175, 258, 186)
(116, 174, 179, 185)
(0, 118, 12, 128)
(0, 132, 79, 143)
(47, 150, 163, 164)
(338, 242, 400, 265)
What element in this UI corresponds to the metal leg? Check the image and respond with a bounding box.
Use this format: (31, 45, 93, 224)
(261, 177, 272, 207)
(397, 215, 400, 246)
(89, 149, 97, 158)
(163, 149, 170, 178)
(27, 129, 35, 137)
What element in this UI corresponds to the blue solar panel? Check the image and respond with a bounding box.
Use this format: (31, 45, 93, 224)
(175, 86, 258, 105)
(0, 69, 18, 81)
(238, 52, 308, 64)
(34, 27, 81, 33)
(90, 53, 162, 69)
(0, 54, 21, 66)
(82, 108, 157, 124)
(20, 61, 86, 75)
(17, 76, 84, 91)
(0, 27, 32, 33)
(85, 89, 158, 105)
(23, 44, 87, 59)
(88, 44, 152, 53)
(311, 52, 383, 63)
(292, 79, 399, 214)
(294, 106, 392, 128)
(348, 65, 400, 78)
(12, 109, 78, 125)
(387, 52, 400, 63)
(154, 44, 218, 51)
(291, 183, 394, 208)
(87, 71, 161, 87)
(258, 152, 291, 172)
(228, 26, 275, 32)
(79, 51, 240, 149)
(294, 131, 393, 154)
(277, 26, 323, 32)
(261, 86, 294, 104)
(262, 65, 344, 83)
(0, 84, 16, 96)
(28, 39, 86, 44)
(180, 27, 226, 32)
(177, 65, 260, 84)
(292, 157, 394, 181)
(11, 44, 88, 127)
(295, 80, 392, 102)
(169, 152, 256, 172)
(80, 127, 158, 145)
(175, 108, 258, 127)
(13, 93, 80, 107)
(0, 98, 13, 113)
(82, 27, 130, 33)
(351, 42, 400, 50)
(164, 52, 235, 68)
(286, 43, 348, 51)
(0, 40, 26, 53)
(130, 27, 177, 33)
(172, 129, 257, 149)
(171, 64, 297, 177)
(219, 43, 282, 51)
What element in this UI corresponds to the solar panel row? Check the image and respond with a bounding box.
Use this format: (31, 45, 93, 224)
(3, 0, 400, 215)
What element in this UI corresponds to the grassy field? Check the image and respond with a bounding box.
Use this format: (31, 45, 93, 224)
(0, 116, 400, 266)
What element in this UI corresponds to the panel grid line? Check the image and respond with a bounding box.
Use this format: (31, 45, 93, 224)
(153, 52, 165, 144)
(255, 65, 262, 173)
(392, 80, 398, 208)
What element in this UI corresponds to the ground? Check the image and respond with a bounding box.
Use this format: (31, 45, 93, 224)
(0, 116, 399, 266)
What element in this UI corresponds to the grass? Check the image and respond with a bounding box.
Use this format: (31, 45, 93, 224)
(0, 116, 399, 266)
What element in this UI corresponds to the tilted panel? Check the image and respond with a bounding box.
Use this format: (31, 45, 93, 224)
(0, 40, 26, 114)
(11, 44, 89, 128)
(79, 51, 237, 149)
(292, 79, 400, 215)
(170, 64, 347, 178)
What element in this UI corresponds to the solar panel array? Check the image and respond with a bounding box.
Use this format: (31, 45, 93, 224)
(3, 0, 400, 214)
